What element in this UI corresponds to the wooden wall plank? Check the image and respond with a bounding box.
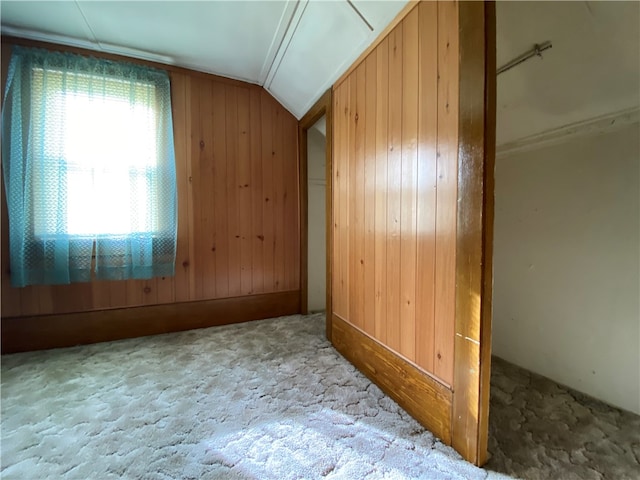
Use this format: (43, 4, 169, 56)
(363, 53, 377, 337)
(184, 75, 196, 302)
(90, 279, 110, 311)
(272, 101, 285, 291)
(172, 72, 190, 303)
(197, 78, 216, 301)
(333, 83, 350, 320)
(261, 93, 276, 292)
(108, 280, 127, 310)
(385, 24, 403, 353)
(325, 90, 334, 338)
(211, 82, 229, 298)
(283, 115, 299, 291)
(349, 68, 366, 330)
(237, 87, 253, 295)
(415, 1, 438, 373)
(249, 89, 265, 295)
(226, 85, 242, 297)
(1, 39, 301, 330)
(433, 0, 459, 386)
(373, 37, 389, 343)
(399, 9, 419, 362)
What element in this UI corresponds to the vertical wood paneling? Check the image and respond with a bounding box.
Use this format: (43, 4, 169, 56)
(249, 89, 265, 295)
(333, 83, 349, 320)
(237, 87, 252, 295)
(363, 54, 377, 337)
(434, 0, 459, 385)
(212, 82, 230, 298)
(415, 1, 438, 373)
(349, 67, 366, 330)
(332, 1, 459, 386)
(197, 78, 216, 301)
(190, 78, 204, 300)
(374, 38, 389, 343)
(108, 280, 127, 309)
(185, 76, 196, 302)
(172, 73, 191, 303)
(386, 24, 403, 353)
(226, 85, 241, 297)
(1, 45, 300, 319)
(400, 9, 419, 362)
(91, 279, 111, 310)
(272, 102, 285, 291)
(331, 0, 493, 465)
(332, 87, 341, 317)
(283, 115, 299, 291)
(261, 92, 276, 292)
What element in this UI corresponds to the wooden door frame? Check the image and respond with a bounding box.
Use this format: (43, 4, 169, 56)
(298, 89, 333, 340)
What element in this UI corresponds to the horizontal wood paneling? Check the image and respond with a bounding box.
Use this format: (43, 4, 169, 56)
(1, 40, 300, 343)
(2, 291, 300, 354)
(331, 313, 452, 443)
(332, 1, 457, 386)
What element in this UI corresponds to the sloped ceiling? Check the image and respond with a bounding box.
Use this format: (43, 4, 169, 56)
(0, 0, 409, 119)
(496, 1, 639, 146)
(4, 1, 636, 142)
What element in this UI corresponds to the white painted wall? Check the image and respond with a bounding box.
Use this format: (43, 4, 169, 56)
(493, 123, 640, 414)
(307, 125, 326, 312)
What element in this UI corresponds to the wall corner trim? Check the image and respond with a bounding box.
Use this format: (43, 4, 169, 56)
(497, 107, 640, 158)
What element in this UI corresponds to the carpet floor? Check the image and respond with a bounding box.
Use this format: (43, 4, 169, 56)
(487, 357, 640, 480)
(1, 313, 638, 479)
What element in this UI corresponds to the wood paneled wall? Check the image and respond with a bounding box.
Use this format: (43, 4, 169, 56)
(1, 41, 300, 321)
(332, 1, 458, 386)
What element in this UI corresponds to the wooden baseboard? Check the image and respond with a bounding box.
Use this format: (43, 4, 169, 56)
(331, 314, 453, 443)
(2, 290, 300, 354)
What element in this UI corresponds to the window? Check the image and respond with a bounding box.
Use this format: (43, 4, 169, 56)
(2, 46, 177, 287)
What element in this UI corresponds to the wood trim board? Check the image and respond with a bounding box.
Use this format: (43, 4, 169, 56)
(451, 1, 496, 466)
(298, 89, 333, 340)
(2, 291, 300, 354)
(332, 314, 453, 443)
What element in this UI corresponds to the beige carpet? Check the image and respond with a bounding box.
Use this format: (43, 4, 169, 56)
(487, 357, 640, 480)
(2, 313, 511, 479)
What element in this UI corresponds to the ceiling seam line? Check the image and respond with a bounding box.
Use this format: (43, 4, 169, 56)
(73, 0, 101, 48)
(264, 0, 308, 90)
(346, 0, 374, 32)
(259, 2, 300, 86)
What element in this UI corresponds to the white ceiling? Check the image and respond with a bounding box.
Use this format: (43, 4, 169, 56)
(496, 1, 640, 145)
(0, 0, 408, 119)
(3, 1, 636, 143)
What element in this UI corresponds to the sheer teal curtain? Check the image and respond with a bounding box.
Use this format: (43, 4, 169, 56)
(1, 46, 177, 287)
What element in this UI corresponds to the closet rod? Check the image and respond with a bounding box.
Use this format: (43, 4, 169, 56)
(497, 41, 553, 76)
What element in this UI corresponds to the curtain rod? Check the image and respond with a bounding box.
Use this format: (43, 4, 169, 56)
(497, 41, 553, 76)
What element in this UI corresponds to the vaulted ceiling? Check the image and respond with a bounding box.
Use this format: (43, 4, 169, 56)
(0, 0, 408, 119)
(2, 1, 638, 144)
